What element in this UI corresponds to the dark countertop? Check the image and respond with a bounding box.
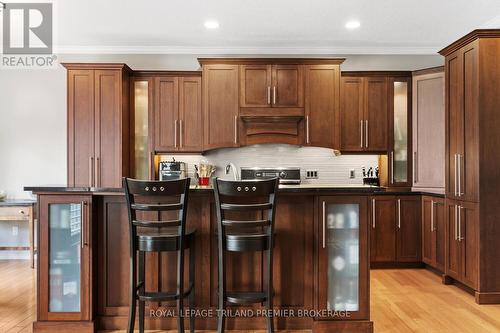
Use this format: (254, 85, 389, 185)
(0, 199, 36, 206)
(24, 184, 445, 197)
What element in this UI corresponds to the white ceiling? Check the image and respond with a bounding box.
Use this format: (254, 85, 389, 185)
(53, 0, 500, 54)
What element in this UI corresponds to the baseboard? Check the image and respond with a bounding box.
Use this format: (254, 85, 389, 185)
(33, 321, 95, 333)
(313, 320, 373, 333)
(475, 291, 500, 304)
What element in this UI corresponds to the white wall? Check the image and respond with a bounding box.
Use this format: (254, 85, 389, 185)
(0, 53, 443, 199)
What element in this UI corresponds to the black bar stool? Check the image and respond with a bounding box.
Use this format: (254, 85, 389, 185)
(213, 177, 279, 333)
(123, 177, 195, 333)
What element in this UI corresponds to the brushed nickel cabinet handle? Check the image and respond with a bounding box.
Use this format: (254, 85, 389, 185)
(95, 157, 100, 187)
(431, 200, 434, 232)
(179, 120, 183, 148)
(365, 120, 369, 148)
(322, 201, 326, 248)
(273, 86, 277, 105)
(458, 205, 462, 242)
(360, 120, 363, 148)
(372, 199, 376, 229)
(454, 205, 458, 241)
(397, 199, 401, 229)
(267, 86, 271, 105)
(81, 201, 87, 249)
(89, 157, 94, 186)
(234, 115, 238, 144)
(454, 154, 458, 196)
(390, 151, 394, 184)
(174, 119, 178, 148)
(306, 116, 310, 144)
(458, 154, 462, 196)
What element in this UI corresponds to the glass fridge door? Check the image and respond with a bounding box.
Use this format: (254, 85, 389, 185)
(325, 203, 360, 312)
(49, 203, 82, 312)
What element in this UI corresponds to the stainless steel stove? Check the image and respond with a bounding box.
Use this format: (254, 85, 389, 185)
(240, 167, 301, 185)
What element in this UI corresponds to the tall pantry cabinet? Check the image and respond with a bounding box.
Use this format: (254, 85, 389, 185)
(64, 64, 131, 188)
(439, 29, 500, 304)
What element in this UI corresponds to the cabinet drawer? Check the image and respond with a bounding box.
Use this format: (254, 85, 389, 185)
(0, 206, 31, 221)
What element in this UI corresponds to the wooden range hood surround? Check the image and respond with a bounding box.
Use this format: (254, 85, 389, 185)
(198, 58, 345, 147)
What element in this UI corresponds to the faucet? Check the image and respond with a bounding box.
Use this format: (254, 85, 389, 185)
(225, 163, 239, 180)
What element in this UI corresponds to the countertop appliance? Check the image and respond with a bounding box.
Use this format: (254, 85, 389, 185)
(240, 167, 301, 185)
(159, 159, 187, 180)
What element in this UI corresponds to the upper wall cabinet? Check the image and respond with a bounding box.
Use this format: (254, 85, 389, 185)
(201, 63, 240, 150)
(64, 63, 131, 188)
(154, 74, 202, 153)
(340, 74, 390, 152)
(240, 64, 304, 108)
(412, 68, 445, 191)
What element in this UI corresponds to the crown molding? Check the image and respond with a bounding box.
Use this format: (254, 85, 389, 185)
(54, 45, 441, 55)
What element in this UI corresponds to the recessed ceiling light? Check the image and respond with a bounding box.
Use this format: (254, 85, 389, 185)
(204, 20, 220, 29)
(345, 20, 361, 29)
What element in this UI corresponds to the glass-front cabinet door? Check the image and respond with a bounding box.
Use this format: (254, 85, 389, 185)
(317, 196, 369, 320)
(389, 77, 412, 187)
(132, 77, 153, 180)
(38, 195, 91, 321)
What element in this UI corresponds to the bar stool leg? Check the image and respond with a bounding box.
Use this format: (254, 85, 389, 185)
(127, 250, 137, 333)
(217, 247, 226, 333)
(189, 241, 195, 333)
(266, 248, 274, 333)
(177, 249, 185, 333)
(138, 251, 145, 333)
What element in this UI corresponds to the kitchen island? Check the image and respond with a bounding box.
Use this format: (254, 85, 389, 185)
(25, 184, 441, 333)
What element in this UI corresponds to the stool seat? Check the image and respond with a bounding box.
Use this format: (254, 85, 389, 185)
(137, 227, 196, 252)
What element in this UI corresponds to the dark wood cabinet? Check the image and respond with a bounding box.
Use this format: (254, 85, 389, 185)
(445, 44, 479, 202)
(370, 195, 421, 264)
(317, 196, 370, 321)
(240, 64, 304, 108)
(445, 199, 478, 289)
(37, 194, 93, 325)
(340, 75, 389, 152)
(304, 65, 340, 149)
(154, 75, 202, 152)
(202, 64, 240, 150)
(422, 196, 445, 271)
(65, 64, 130, 188)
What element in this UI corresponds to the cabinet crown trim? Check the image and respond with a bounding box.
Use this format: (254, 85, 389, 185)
(62, 63, 132, 72)
(198, 57, 345, 65)
(439, 29, 500, 55)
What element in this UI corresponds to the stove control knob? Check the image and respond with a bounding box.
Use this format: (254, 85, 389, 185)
(279, 171, 287, 178)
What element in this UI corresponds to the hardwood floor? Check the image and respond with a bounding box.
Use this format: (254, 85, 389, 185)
(1, 261, 500, 333)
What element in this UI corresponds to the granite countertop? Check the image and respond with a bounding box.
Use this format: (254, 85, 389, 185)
(24, 184, 445, 197)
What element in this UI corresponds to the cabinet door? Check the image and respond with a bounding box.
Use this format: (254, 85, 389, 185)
(389, 77, 412, 186)
(370, 196, 396, 262)
(39, 195, 92, 321)
(131, 78, 153, 180)
(202, 64, 239, 149)
(434, 199, 446, 272)
(446, 200, 461, 279)
(178, 76, 203, 152)
(154, 76, 179, 152)
(364, 77, 388, 151)
(272, 64, 304, 107)
(340, 77, 364, 151)
(68, 70, 95, 187)
(396, 196, 421, 262)
(446, 51, 462, 200)
(412, 72, 445, 189)
(421, 197, 435, 266)
(95, 69, 123, 188)
(459, 202, 478, 289)
(460, 44, 479, 202)
(318, 196, 369, 320)
(240, 65, 272, 107)
(304, 65, 340, 148)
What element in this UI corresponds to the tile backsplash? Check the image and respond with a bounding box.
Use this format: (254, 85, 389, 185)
(162, 144, 379, 185)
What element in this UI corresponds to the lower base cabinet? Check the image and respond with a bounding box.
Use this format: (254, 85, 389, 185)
(317, 196, 370, 322)
(445, 199, 479, 290)
(370, 195, 421, 264)
(422, 196, 445, 271)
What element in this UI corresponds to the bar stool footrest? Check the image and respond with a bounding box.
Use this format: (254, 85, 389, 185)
(137, 282, 194, 302)
(226, 291, 268, 304)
